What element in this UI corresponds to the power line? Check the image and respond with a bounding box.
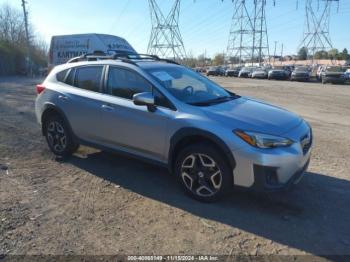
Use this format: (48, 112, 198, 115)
(108, 0, 131, 33)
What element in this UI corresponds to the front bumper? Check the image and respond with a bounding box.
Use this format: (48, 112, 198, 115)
(253, 74, 267, 79)
(239, 73, 251, 78)
(252, 158, 310, 191)
(231, 121, 312, 191)
(324, 76, 345, 83)
(269, 74, 288, 80)
(291, 75, 310, 81)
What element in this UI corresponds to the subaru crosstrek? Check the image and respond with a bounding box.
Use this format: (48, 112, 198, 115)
(35, 54, 312, 202)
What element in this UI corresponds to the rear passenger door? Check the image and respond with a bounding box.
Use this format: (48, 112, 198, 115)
(57, 65, 107, 143)
(98, 66, 171, 161)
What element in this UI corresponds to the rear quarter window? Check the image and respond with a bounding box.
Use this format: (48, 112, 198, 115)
(56, 69, 68, 82)
(74, 66, 103, 92)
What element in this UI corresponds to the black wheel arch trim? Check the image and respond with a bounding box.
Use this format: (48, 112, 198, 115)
(41, 103, 78, 143)
(168, 127, 236, 172)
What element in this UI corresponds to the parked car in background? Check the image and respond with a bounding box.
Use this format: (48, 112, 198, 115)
(252, 67, 268, 79)
(283, 65, 294, 78)
(225, 67, 242, 77)
(291, 67, 311, 82)
(317, 66, 325, 81)
(217, 67, 226, 76)
(239, 67, 255, 78)
(268, 67, 289, 80)
(321, 66, 346, 84)
(206, 67, 219, 76)
(344, 68, 350, 82)
(207, 67, 225, 76)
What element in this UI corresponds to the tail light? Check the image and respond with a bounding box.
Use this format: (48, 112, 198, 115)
(36, 84, 45, 95)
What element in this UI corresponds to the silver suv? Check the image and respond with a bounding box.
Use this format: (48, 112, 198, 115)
(35, 53, 312, 201)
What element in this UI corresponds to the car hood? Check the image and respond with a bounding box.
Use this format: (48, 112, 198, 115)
(201, 97, 302, 136)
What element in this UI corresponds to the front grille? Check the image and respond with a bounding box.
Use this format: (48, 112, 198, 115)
(300, 129, 312, 154)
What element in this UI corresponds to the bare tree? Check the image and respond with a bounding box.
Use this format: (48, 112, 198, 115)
(0, 3, 47, 75)
(0, 4, 26, 44)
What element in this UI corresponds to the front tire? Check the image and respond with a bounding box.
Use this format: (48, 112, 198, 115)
(175, 144, 233, 202)
(44, 115, 79, 157)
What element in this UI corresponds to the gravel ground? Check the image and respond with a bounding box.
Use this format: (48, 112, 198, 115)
(0, 76, 349, 259)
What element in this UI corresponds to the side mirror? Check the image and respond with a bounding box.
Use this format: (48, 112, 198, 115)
(133, 92, 156, 111)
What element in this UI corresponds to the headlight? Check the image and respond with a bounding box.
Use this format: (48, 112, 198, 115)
(234, 130, 293, 149)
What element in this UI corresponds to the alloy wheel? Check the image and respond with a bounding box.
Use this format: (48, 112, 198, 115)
(181, 153, 222, 197)
(46, 121, 67, 153)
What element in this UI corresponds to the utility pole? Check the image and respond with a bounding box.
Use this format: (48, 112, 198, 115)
(21, 0, 31, 76)
(299, 0, 339, 58)
(273, 41, 278, 65)
(280, 43, 284, 64)
(147, 0, 186, 60)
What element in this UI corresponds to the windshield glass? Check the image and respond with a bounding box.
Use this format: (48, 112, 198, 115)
(295, 67, 308, 72)
(326, 67, 345, 72)
(146, 66, 232, 105)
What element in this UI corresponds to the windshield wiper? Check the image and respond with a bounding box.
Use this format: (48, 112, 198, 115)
(189, 95, 236, 106)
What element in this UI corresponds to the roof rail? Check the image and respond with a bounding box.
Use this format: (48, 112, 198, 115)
(66, 52, 179, 65)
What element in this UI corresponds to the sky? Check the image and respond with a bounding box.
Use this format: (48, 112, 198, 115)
(1, 0, 349, 58)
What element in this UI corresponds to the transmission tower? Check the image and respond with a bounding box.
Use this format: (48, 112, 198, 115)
(252, 0, 270, 64)
(299, 0, 339, 56)
(147, 0, 186, 60)
(226, 0, 270, 65)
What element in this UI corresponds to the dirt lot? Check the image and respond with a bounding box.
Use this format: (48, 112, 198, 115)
(0, 76, 350, 258)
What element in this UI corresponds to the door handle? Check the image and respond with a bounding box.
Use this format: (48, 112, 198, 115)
(101, 104, 114, 111)
(58, 95, 68, 101)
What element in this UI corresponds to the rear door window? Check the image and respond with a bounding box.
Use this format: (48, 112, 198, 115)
(74, 66, 103, 92)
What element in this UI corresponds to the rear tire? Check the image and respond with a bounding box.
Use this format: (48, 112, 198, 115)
(174, 143, 233, 202)
(44, 115, 79, 157)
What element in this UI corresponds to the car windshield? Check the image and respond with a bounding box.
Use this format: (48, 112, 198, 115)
(146, 66, 234, 105)
(295, 67, 308, 72)
(326, 67, 344, 72)
(254, 67, 265, 72)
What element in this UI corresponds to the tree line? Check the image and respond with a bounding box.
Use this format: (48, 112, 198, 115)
(0, 4, 47, 76)
(297, 47, 350, 61)
(183, 46, 350, 68)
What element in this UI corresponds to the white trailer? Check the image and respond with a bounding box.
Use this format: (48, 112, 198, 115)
(48, 33, 136, 69)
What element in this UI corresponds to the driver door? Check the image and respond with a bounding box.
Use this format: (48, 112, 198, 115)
(99, 66, 171, 161)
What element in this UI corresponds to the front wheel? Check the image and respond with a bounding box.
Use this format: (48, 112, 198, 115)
(175, 144, 233, 202)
